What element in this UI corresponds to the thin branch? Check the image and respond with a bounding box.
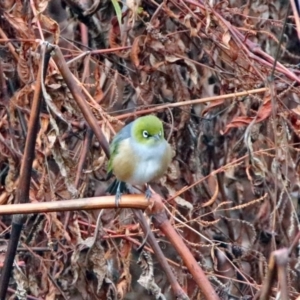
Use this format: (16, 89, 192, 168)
(51, 46, 110, 158)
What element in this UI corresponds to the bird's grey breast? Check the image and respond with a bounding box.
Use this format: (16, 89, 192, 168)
(128, 139, 169, 185)
(131, 138, 168, 161)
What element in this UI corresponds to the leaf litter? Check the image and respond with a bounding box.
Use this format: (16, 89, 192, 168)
(0, 0, 300, 299)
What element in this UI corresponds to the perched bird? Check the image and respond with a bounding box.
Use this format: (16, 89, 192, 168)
(108, 115, 172, 205)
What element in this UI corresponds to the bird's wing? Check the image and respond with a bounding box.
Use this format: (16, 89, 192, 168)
(107, 121, 133, 174)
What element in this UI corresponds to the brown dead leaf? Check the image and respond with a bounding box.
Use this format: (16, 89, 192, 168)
(4, 12, 35, 39)
(202, 175, 218, 208)
(36, 13, 60, 45)
(223, 95, 271, 134)
(109, 17, 122, 49)
(45, 281, 58, 300)
(131, 35, 146, 67)
(221, 30, 231, 49)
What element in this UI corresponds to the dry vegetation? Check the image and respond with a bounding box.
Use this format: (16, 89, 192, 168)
(1, 0, 300, 299)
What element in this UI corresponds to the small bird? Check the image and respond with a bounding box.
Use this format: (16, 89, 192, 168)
(108, 115, 172, 205)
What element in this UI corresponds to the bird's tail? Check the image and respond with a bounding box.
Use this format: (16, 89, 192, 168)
(106, 179, 128, 195)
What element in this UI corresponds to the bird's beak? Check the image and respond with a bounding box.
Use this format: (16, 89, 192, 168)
(153, 134, 161, 141)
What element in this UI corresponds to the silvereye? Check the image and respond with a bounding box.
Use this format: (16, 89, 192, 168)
(108, 115, 172, 205)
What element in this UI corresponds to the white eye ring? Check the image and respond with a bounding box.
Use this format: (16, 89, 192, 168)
(143, 130, 149, 138)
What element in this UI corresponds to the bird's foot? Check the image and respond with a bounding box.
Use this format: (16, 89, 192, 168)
(145, 184, 152, 200)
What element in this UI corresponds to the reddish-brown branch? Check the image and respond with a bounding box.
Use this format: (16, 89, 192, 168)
(0, 195, 149, 215)
(52, 46, 110, 158)
(0, 43, 52, 300)
(256, 248, 290, 300)
(151, 195, 220, 300)
(133, 209, 189, 299)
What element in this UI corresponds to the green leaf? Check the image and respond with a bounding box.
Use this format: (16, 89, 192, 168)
(137, 6, 143, 14)
(111, 0, 122, 27)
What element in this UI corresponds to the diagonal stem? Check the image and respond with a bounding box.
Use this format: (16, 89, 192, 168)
(0, 43, 52, 300)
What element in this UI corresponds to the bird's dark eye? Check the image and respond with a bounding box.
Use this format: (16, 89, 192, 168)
(143, 130, 149, 138)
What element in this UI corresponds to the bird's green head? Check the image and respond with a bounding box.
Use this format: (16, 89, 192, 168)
(132, 115, 165, 146)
